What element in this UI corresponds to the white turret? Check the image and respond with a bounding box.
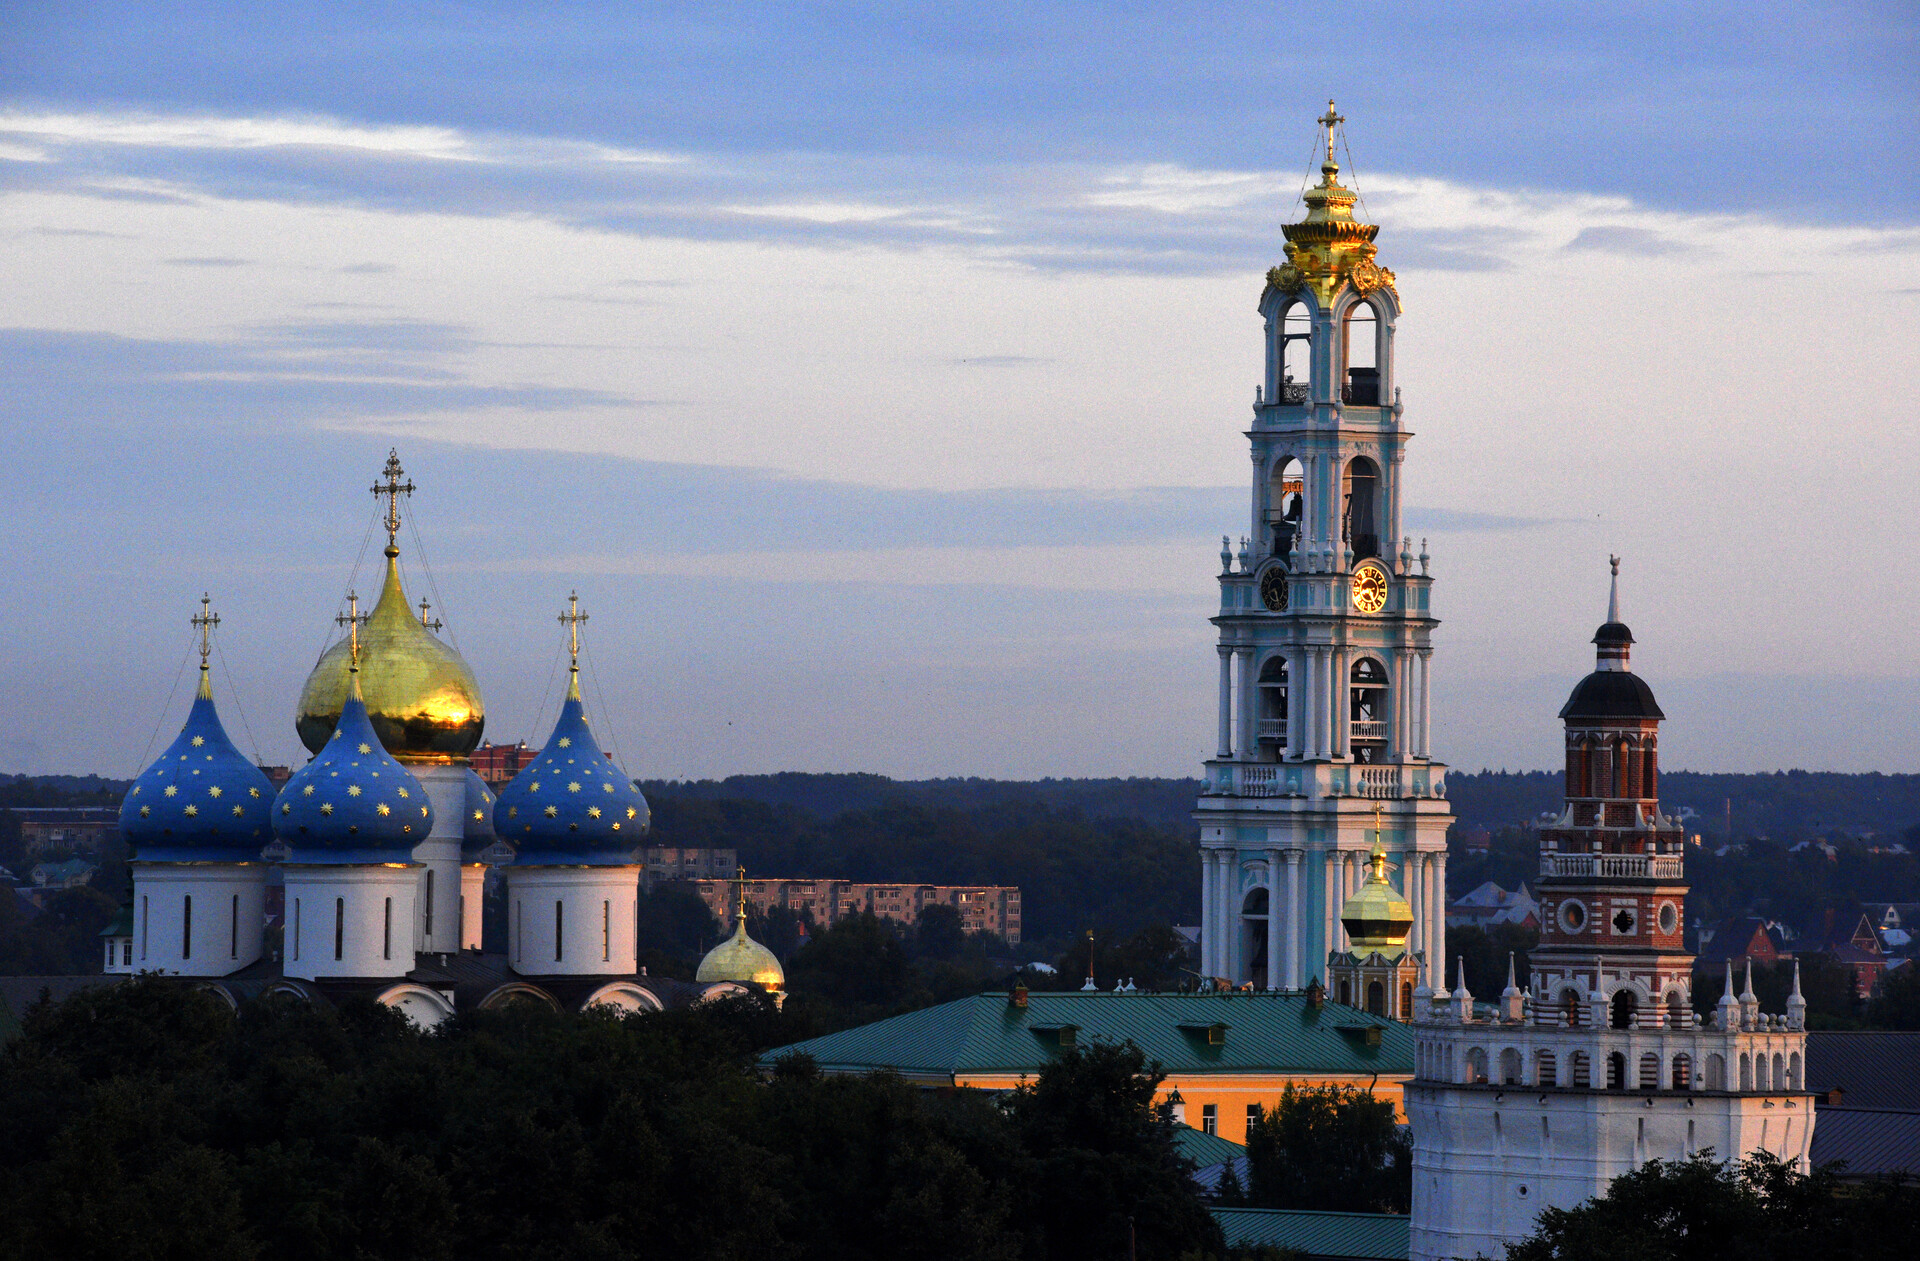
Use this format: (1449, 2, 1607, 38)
(1501, 953, 1524, 1022)
(1786, 958, 1807, 1031)
(1452, 956, 1473, 1022)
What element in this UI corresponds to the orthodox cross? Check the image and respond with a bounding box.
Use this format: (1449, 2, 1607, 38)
(734, 864, 749, 928)
(336, 591, 363, 667)
(559, 591, 588, 671)
(1318, 99, 1344, 164)
(418, 597, 442, 633)
(370, 449, 415, 547)
(191, 593, 220, 670)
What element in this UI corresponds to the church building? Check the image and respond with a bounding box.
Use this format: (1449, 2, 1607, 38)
(117, 453, 784, 1023)
(1196, 104, 1451, 997)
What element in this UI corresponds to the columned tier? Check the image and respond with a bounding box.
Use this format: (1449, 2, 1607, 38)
(128, 861, 269, 978)
(1199, 758, 1447, 802)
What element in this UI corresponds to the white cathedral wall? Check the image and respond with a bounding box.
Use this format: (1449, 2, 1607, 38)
(505, 866, 641, 976)
(407, 764, 467, 955)
(130, 862, 267, 978)
(460, 862, 487, 951)
(281, 864, 421, 981)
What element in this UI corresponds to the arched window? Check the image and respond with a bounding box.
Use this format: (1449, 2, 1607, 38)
(1789, 1051, 1802, 1090)
(1400, 981, 1414, 1017)
(1343, 302, 1379, 404)
(1536, 1049, 1557, 1087)
(1772, 1053, 1786, 1092)
(1339, 979, 1353, 1006)
(1566, 736, 1587, 799)
(1366, 980, 1385, 1015)
(1500, 1048, 1523, 1085)
(1643, 738, 1658, 798)
(1611, 989, 1638, 1030)
(1465, 1047, 1488, 1084)
(1561, 988, 1583, 1028)
(1279, 303, 1311, 403)
(1705, 1054, 1726, 1090)
(1340, 457, 1381, 561)
(1672, 1053, 1692, 1091)
(1615, 738, 1633, 799)
(1639, 1053, 1660, 1090)
(1740, 1053, 1753, 1091)
(1665, 990, 1689, 1029)
(1258, 657, 1289, 750)
(1606, 1052, 1627, 1090)
(1268, 457, 1304, 562)
(1571, 1050, 1592, 1088)
(1349, 658, 1389, 760)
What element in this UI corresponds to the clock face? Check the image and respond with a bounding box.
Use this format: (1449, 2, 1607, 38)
(1351, 562, 1389, 614)
(1259, 567, 1288, 611)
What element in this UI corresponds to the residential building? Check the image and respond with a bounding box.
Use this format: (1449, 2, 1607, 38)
(28, 858, 96, 889)
(10, 807, 119, 856)
(469, 740, 540, 787)
(642, 846, 738, 889)
(1444, 881, 1538, 930)
(691, 877, 1022, 943)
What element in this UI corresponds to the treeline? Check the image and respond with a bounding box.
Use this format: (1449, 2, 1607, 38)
(0, 977, 1231, 1261)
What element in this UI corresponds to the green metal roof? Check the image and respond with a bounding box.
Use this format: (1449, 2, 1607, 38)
(1172, 1125, 1246, 1168)
(762, 991, 1413, 1079)
(1211, 1207, 1409, 1260)
(99, 905, 133, 938)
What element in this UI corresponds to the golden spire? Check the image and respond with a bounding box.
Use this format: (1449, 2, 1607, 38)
(337, 591, 363, 670)
(559, 591, 588, 700)
(735, 864, 748, 928)
(370, 449, 415, 555)
(191, 593, 220, 700)
(1268, 101, 1395, 309)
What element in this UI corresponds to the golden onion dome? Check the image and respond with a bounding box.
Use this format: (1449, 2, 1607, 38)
(1340, 836, 1415, 955)
(696, 916, 785, 992)
(295, 545, 484, 759)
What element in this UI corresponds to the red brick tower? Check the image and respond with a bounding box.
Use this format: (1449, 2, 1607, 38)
(1531, 558, 1693, 1032)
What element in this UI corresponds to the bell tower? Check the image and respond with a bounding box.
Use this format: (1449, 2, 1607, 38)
(1195, 104, 1453, 995)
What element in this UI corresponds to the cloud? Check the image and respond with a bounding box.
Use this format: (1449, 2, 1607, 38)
(1564, 226, 1688, 256)
(338, 261, 392, 274)
(952, 355, 1051, 366)
(165, 255, 251, 266)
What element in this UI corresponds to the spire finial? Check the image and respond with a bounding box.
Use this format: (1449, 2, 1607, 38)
(418, 597, 441, 633)
(734, 864, 748, 927)
(1370, 803, 1388, 876)
(1084, 929, 1097, 991)
(1318, 99, 1344, 168)
(190, 593, 220, 698)
(559, 591, 588, 698)
(370, 449, 415, 554)
(1607, 555, 1622, 623)
(336, 590, 363, 670)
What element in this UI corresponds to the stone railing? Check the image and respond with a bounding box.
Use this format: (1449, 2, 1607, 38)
(1358, 766, 1398, 798)
(1540, 852, 1685, 880)
(1350, 720, 1388, 741)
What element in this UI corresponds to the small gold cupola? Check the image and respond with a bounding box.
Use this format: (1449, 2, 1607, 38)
(1340, 830, 1416, 955)
(295, 452, 485, 760)
(1267, 101, 1397, 309)
(696, 869, 786, 999)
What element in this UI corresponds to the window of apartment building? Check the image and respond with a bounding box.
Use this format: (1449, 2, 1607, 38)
(1247, 1103, 1262, 1132)
(1202, 1104, 1218, 1136)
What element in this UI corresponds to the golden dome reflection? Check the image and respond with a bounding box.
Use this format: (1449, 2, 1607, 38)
(697, 917, 785, 992)
(1340, 835, 1415, 956)
(295, 546, 485, 759)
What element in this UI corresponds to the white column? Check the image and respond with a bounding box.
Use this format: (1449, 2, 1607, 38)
(1321, 848, 1337, 977)
(1216, 648, 1233, 757)
(1392, 652, 1409, 760)
(1285, 849, 1304, 988)
(1431, 852, 1448, 986)
(1334, 647, 1350, 760)
(1264, 849, 1281, 989)
(1222, 852, 1240, 981)
(1234, 647, 1256, 760)
(1417, 649, 1433, 758)
(1311, 648, 1328, 760)
(1201, 850, 1218, 975)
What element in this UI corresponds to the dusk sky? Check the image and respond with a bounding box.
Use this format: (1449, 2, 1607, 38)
(2, 3, 1916, 782)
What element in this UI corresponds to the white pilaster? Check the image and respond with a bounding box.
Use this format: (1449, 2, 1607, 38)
(1200, 850, 1217, 976)
(1234, 646, 1255, 760)
(1285, 849, 1304, 988)
(1264, 848, 1281, 989)
(1216, 648, 1233, 757)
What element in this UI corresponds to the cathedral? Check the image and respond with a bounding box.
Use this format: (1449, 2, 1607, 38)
(113, 453, 783, 1023)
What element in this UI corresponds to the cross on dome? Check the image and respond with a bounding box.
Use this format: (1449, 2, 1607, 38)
(371, 449, 415, 548)
(1318, 99, 1345, 165)
(559, 591, 589, 673)
(191, 593, 220, 672)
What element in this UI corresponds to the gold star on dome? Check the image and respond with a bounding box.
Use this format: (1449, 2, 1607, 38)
(130, 786, 140, 795)
(508, 807, 517, 818)
(191, 736, 205, 747)
(320, 803, 333, 816)
(567, 782, 581, 793)
(232, 805, 244, 817)
(332, 729, 343, 740)
(611, 821, 620, 831)
(626, 807, 637, 819)
(347, 785, 362, 797)
(209, 786, 223, 798)
(377, 803, 391, 816)
(302, 785, 314, 796)
(164, 785, 177, 797)
(358, 743, 372, 754)
(398, 787, 409, 798)
(557, 737, 572, 748)
(139, 805, 151, 818)
(281, 804, 290, 814)
(184, 804, 199, 817)
(403, 825, 412, 834)
(602, 783, 613, 793)
(544, 805, 558, 817)
(529, 781, 541, 792)
(419, 806, 428, 817)
(248, 787, 260, 798)
(472, 809, 483, 822)
(587, 806, 602, 819)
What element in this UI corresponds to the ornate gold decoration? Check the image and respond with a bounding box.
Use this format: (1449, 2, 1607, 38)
(1263, 101, 1400, 310)
(296, 454, 485, 760)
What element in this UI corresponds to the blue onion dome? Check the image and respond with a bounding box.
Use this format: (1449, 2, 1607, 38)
(295, 544, 484, 760)
(274, 672, 434, 863)
(121, 666, 275, 862)
(460, 768, 500, 859)
(492, 675, 649, 865)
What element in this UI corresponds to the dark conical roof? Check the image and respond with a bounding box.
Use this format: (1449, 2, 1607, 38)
(1560, 669, 1665, 721)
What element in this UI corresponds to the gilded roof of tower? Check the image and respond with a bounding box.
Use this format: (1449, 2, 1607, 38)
(1265, 102, 1397, 310)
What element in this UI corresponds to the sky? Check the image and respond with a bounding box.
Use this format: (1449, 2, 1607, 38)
(1, 2, 1916, 782)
